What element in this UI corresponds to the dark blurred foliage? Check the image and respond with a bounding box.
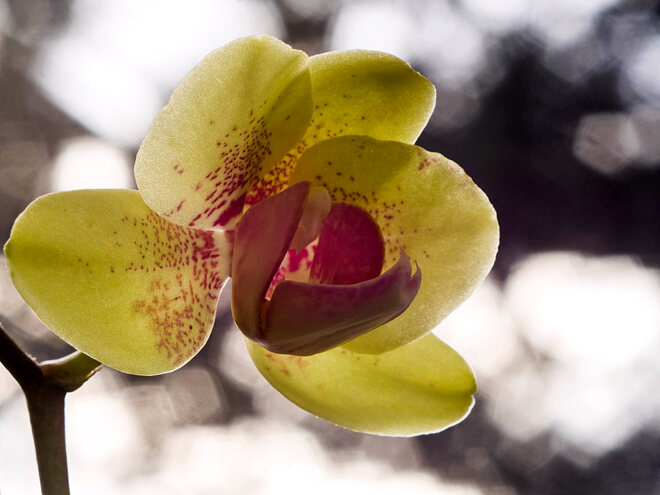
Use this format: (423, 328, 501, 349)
(426, 48, 660, 275)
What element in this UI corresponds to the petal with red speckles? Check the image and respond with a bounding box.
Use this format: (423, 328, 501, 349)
(247, 332, 476, 436)
(4, 190, 231, 375)
(291, 135, 500, 354)
(135, 35, 313, 231)
(307, 50, 436, 144)
(247, 49, 436, 205)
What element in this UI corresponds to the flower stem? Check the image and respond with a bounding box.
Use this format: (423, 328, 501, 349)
(24, 384, 70, 495)
(0, 321, 102, 494)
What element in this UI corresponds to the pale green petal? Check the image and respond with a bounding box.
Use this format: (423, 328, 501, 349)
(306, 49, 435, 144)
(247, 49, 435, 203)
(4, 190, 231, 375)
(135, 35, 312, 230)
(247, 333, 476, 436)
(291, 136, 499, 353)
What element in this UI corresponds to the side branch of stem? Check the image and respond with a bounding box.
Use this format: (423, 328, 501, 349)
(0, 320, 102, 495)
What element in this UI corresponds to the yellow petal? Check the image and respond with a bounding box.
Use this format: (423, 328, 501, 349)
(4, 190, 231, 375)
(247, 49, 435, 204)
(307, 49, 435, 144)
(135, 35, 312, 230)
(291, 136, 499, 353)
(247, 333, 476, 436)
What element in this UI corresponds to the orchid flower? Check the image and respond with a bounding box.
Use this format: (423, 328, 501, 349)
(4, 36, 498, 435)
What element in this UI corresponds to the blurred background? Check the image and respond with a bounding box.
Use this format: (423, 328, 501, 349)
(1, 0, 659, 493)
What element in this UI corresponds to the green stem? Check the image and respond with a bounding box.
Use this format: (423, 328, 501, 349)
(0, 320, 41, 384)
(24, 384, 70, 495)
(42, 351, 103, 392)
(0, 321, 102, 495)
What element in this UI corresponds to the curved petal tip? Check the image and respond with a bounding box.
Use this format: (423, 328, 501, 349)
(261, 251, 421, 355)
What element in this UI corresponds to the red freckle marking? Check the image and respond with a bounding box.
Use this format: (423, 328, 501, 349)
(213, 193, 246, 227)
(194, 182, 202, 191)
(292, 356, 309, 369)
(189, 213, 202, 227)
(418, 158, 432, 171)
(176, 200, 185, 212)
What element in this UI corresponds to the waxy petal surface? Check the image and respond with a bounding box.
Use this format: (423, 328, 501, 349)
(135, 35, 312, 230)
(247, 49, 436, 204)
(307, 50, 436, 143)
(264, 254, 420, 355)
(4, 190, 231, 375)
(247, 333, 476, 436)
(291, 136, 499, 353)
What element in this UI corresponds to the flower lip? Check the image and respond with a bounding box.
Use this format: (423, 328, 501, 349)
(262, 252, 421, 355)
(231, 181, 312, 341)
(231, 179, 422, 355)
(290, 186, 331, 252)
